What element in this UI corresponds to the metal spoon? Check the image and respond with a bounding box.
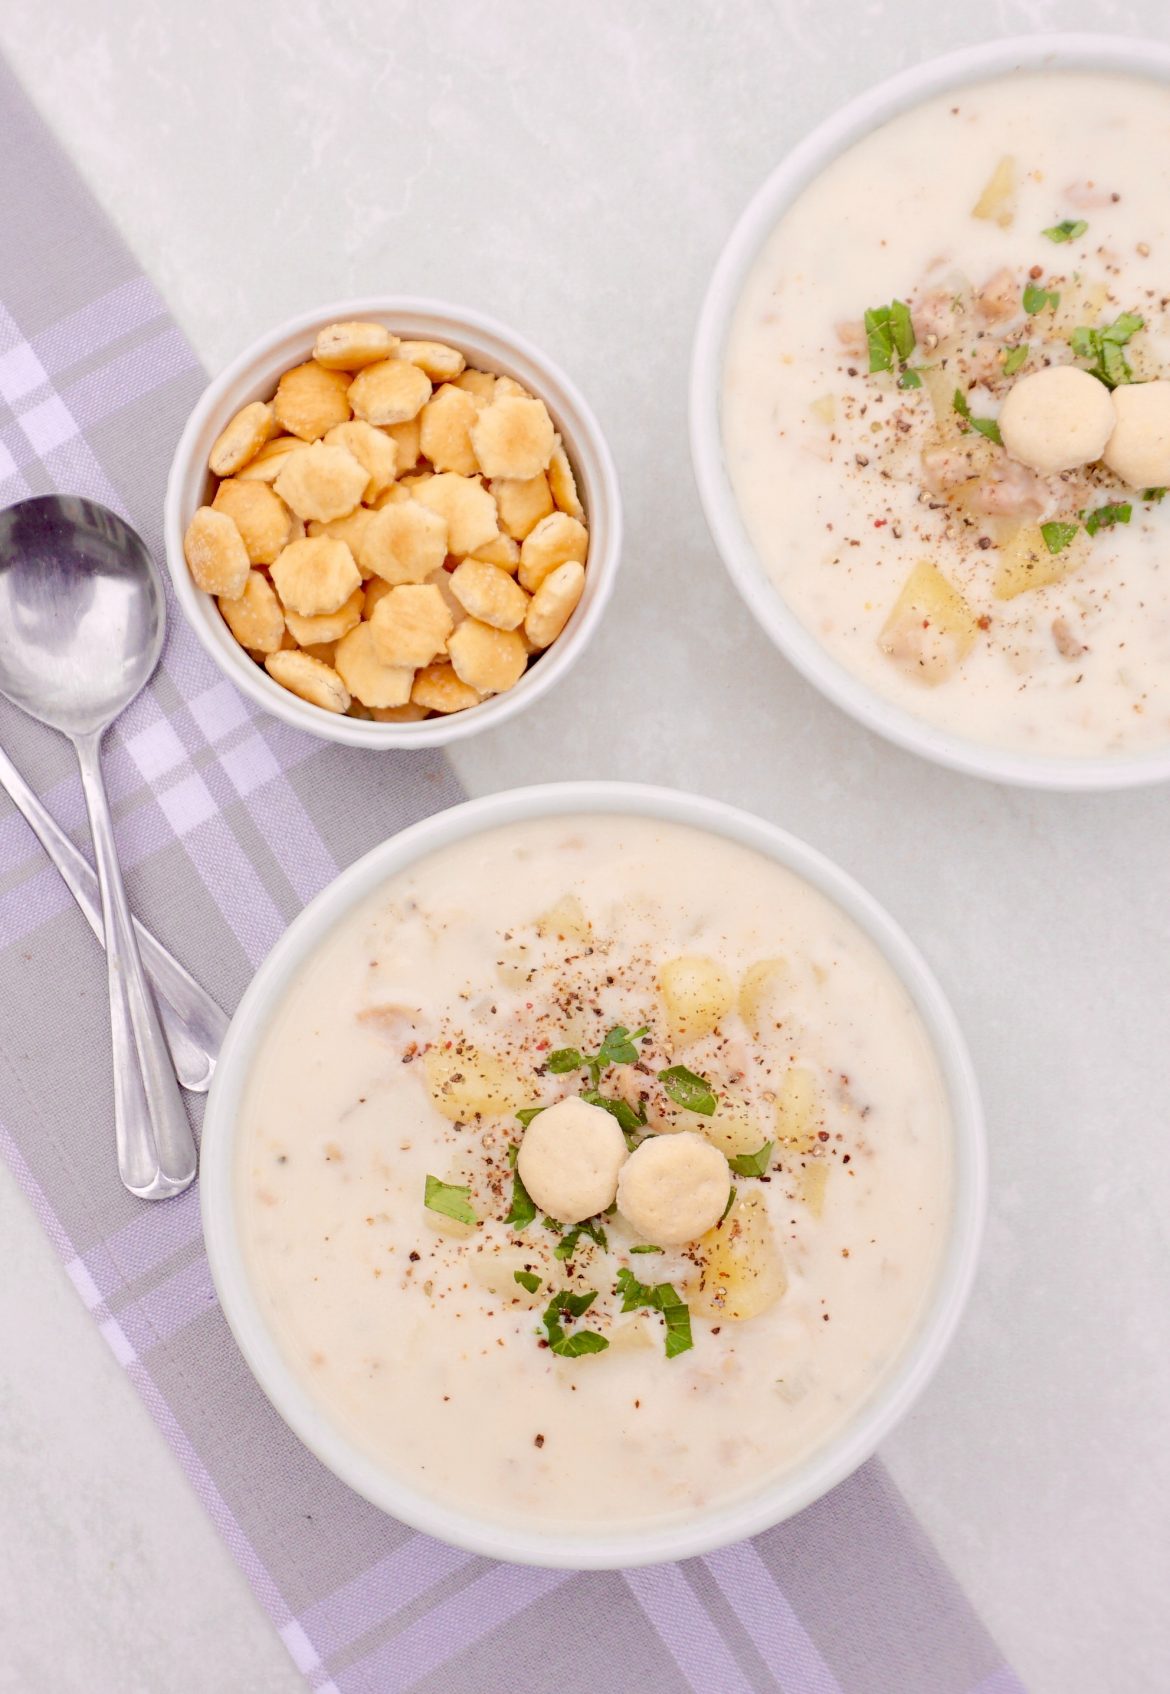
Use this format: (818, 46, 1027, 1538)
(0, 736, 227, 1091)
(0, 496, 197, 1198)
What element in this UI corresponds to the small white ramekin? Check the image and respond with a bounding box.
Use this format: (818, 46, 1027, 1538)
(165, 298, 620, 748)
(200, 781, 985, 1569)
(691, 34, 1170, 790)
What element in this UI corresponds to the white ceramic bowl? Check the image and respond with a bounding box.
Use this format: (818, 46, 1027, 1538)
(165, 298, 621, 748)
(691, 34, 1170, 790)
(200, 781, 985, 1568)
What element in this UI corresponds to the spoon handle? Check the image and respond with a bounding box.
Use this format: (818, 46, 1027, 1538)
(0, 742, 226, 1092)
(74, 731, 197, 1200)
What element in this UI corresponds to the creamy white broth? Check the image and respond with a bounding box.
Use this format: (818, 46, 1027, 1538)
(723, 71, 1170, 759)
(236, 816, 951, 1534)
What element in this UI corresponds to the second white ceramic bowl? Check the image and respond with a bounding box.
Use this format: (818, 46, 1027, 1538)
(200, 781, 985, 1568)
(165, 297, 621, 748)
(691, 34, 1170, 790)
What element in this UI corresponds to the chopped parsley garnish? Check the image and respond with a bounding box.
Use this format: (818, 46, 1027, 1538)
(1070, 312, 1143, 387)
(719, 1185, 737, 1225)
(614, 1269, 694, 1359)
(864, 298, 918, 386)
(1002, 344, 1029, 377)
(1040, 521, 1079, 556)
(541, 1288, 608, 1357)
(596, 1025, 649, 1067)
(515, 1106, 545, 1129)
(1143, 487, 1167, 502)
(504, 1166, 536, 1230)
(657, 1065, 718, 1116)
(555, 1218, 608, 1260)
(953, 388, 1003, 446)
(1043, 218, 1088, 244)
(615, 1267, 657, 1312)
(728, 1140, 774, 1178)
(546, 1025, 649, 1088)
(423, 1175, 477, 1226)
(1083, 502, 1132, 536)
(629, 1243, 664, 1254)
(580, 1088, 646, 1147)
(546, 1047, 585, 1074)
(551, 1329, 609, 1358)
(1022, 279, 1061, 315)
(514, 1269, 541, 1294)
(658, 1290, 695, 1359)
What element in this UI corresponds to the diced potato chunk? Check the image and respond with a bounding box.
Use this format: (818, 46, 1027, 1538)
(688, 1191, 786, 1322)
(607, 1315, 655, 1352)
(1051, 278, 1109, 337)
(738, 958, 788, 1039)
(878, 559, 980, 685)
(659, 955, 734, 1048)
(535, 893, 590, 942)
(703, 1089, 769, 1159)
(424, 1209, 476, 1241)
(774, 1066, 820, 1154)
(993, 522, 1089, 599)
(471, 1250, 544, 1304)
(799, 1161, 829, 1218)
(423, 1045, 535, 1121)
(971, 155, 1016, 228)
(920, 365, 962, 431)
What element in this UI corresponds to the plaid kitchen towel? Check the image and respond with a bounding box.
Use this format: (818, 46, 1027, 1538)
(0, 54, 1024, 1694)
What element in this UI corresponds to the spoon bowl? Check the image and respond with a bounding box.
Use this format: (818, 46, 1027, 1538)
(0, 495, 196, 1199)
(0, 497, 165, 735)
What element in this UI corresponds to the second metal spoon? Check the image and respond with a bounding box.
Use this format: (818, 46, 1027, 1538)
(0, 497, 197, 1198)
(0, 738, 226, 1091)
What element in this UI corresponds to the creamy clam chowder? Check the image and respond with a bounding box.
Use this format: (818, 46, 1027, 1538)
(237, 816, 951, 1533)
(724, 72, 1170, 759)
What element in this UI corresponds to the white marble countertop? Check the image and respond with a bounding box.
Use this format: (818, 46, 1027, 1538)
(0, 2, 1168, 1690)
